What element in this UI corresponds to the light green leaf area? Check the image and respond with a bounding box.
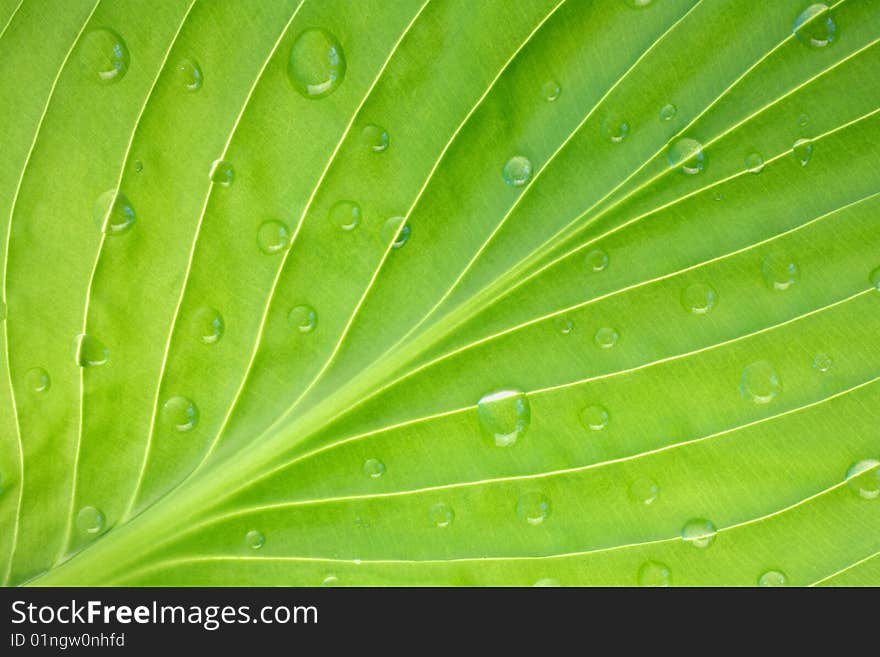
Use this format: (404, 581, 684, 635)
(1, 0, 878, 587)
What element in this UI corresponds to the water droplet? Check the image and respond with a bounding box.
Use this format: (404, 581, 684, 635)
(659, 103, 677, 121)
(745, 152, 764, 174)
(192, 306, 224, 345)
(328, 200, 360, 231)
(600, 116, 629, 143)
(681, 518, 717, 548)
(554, 316, 573, 335)
(594, 327, 619, 349)
(761, 252, 799, 290)
(80, 28, 129, 84)
(629, 477, 659, 505)
(429, 503, 454, 528)
(585, 248, 609, 272)
(533, 578, 560, 587)
(361, 124, 389, 153)
(713, 190, 724, 201)
(793, 3, 836, 48)
(869, 266, 880, 290)
(516, 492, 551, 525)
(667, 138, 705, 174)
(174, 57, 203, 92)
(287, 28, 346, 99)
(798, 113, 809, 127)
(758, 570, 787, 586)
(502, 155, 533, 187)
(477, 389, 530, 447)
(76, 506, 105, 535)
(579, 404, 609, 431)
(637, 561, 671, 586)
(624, 0, 654, 8)
(25, 367, 50, 393)
(363, 458, 386, 479)
(287, 304, 317, 334)
(740, 360, 781, 404)
(133, 160, 143, 174)
(380, 216, 410, 249)
(541, 79, 561, 102)
(321, 575, 339, 586)
(681, 282, 717, 315)
(812, 353, 833, 373)
(209, 159, 234, 187)
(74, 334, 108, 367)
(792, 138, 812, 166)
(845, 459, 880, 500)
(93, 190, 135, 235)
(161, 396, 198, 432)
(245, 530, 265, 549)
(257, 220, 290, 255)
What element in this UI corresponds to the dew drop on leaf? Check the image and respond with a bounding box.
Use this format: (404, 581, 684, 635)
(579, 404, 609, 431)
(79, 28, 129, 84)
(624, 0, 654, 8)
(667, 138, 705, 174)
(869, 266, 880, 290)
(361, 124, 389, 152)
(681, 518, 717, 548)
(600, 116, 629, 143)
(792, 138, 812, 166)
(541, 79, 561, 102)
(585, 248, 609, 272)
(24, 367, 50, 394)
(161, 396, 199, 432)
(845, 459, 880, 500)
(429, 503, 454, 528)
(793, 3, 836, 48)
(287, 28, 346, 99)
(363, 458, 386, 479)
(192, 306, 224, 345)
(328, 200, 361, 231)
(76, 506, 105, 536)
(637, 561, 671, 586)
(381, 216, 410, 249)
(681, 282, 717, 315)
(761, 252, 799, 291)
(73, 334, 109, 368)
(321, 575, 339, 587)
(594, 326, 619, 349)
(209, 159, 234, 187)
(287, 304, 317, 334)
(740, 360, 781, 404)
(502, 155, 532, 187)
(174, 57, 203, 92)
(533, 578, 560, 587)
(811, 353, 833, 374)
(629, 477, 658, 505)
(758, 570, 787, 586)
(554, 316, 573, 335)
(659, 103, 677, 121)
(515, 492, 551, 525)
(745, 151, 765, 174)
(257, 220, 290, 255)
(477, 389, 530, 447)
(93, 190, 136, 235)
(245, 530, 265, 549)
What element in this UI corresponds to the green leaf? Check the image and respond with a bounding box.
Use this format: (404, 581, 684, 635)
(2, 0, 879, 587)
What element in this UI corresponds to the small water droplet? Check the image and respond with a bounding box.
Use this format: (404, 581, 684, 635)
(321, 575, 339, 586)
(209, 159, 234, 187)
(287, 28, 346, 99)
(761, 252, 799, 291)
(713, 190, 724, 201)
(554, 316, 573, 335)
(629, 477, 658, 505)
(192, 306, 224, 345)
(541, 79, 561, 102)
(659, 103, 677, 121)
(25, 367, 50, 393)
(429, 503, 454, 528)
(600, 116, 629, 143)
(798, 113, 809, 127)
(533, 578, 560, 587)
(477, 389, 530, 447)
(161, 396, 198, 432)
(245, 530, 265, 549)
(681, 518, 717, 548)
(93, 190, 136, 235)
(516, 492, 551, 525)
(257, 220, 290, 255)
(363, 458, 385, 479)
(624, 0, 654, 8)
(80, 28, 129, 84)
(667, 138, 705, 174)
(502, 155, 533, 187)
(76, 506, 105, 535)
(758, 570, 787, 586)
(745, 152, 765, 174)
(793, 3, 836, 48)
(868, 266, 880, 290)
(328, 200, 360, 231)
(845, 459, 880, 500)
(361, 124, 389, 153)
(174, 57, 203, 91)
(133, 160, 143, 173)
(585, 248, 609, 272)
(74, 334, 108, 367)
(792, 138, 813, 166)
(287, 304, 317, 334)
(740, 360, 781, 404)
(812, 353, 833, 373)
(380, 216, 410, 249)
(637, 561, 671, 586)
(681, 282, 717, 315)
(579, 404, 609, 431)
(594, 327, 619, 349)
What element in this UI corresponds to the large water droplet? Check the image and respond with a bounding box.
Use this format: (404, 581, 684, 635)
(93, 190, 136, 235)
(257, 220, 290, 255)
(637, 561, 671, 586)
(287, 28, 346, 99)
(600, 116, 629, 143)
(812, 353, 833, 374)
(681, 282, 717, 315)
(516, 492, 551, 525)
(761, 252, 799, 291)
(758, 570, 787, 587)
(328, 200, 361, 231)
(740, 360, 781, 404)
(76, 506, 105, 535)
(80, 28, 129, 84)
(502, 156, 533, 187)
(287, 305, 317, 334)
(161, 396, 198, 432)
(192, 306, 224, 345)
(681, 518, 717, 548)
(174, 57, 203, 92)
(792, 138, 813, 166)
(541, 79, 561, 102)
(667, 138, 705, 174)
(594, 327, 619, 349)
(361, 124, 389, 153)
(659, 103, 677, 121)
(579, 404, 609, 431)
(74, 334, 108, 367)
(629, 477, 658, 505)
(209, 159, 234, 187)
(585, 248, 609, 272)
(245, 530, 265, 549)
(380, 217, 410, 249)
(845, 459, 880, 500)
(477, 389, 530, 447)
(363, 458, 386, 479)
(25, 367, 50, 394)
(745, 152, 765, 174)
(793, 3, 836, 48)
(429, 503, 454, 528)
